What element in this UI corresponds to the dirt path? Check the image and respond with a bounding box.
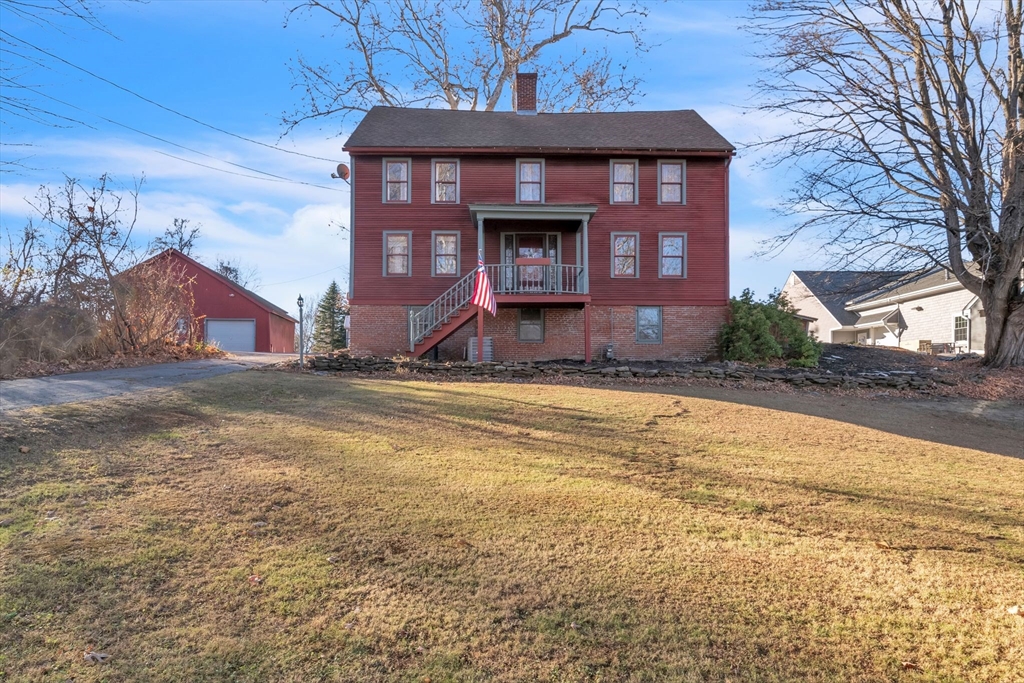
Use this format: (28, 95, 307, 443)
(0, 353, 295, 413)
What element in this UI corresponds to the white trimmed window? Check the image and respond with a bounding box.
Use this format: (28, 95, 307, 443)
(610, 160, 638, 204)
(658, 161, 685, 204)
(953, 316, 968, 343)
(611, 232, 639, 278)
(432, 232, 459, 276)
(383, 231, 411, 276)
(659, 233, 687, 278)
(432, 160, 459, 203)
(517, 160, 544, 203)
(383, 159, 411, 203)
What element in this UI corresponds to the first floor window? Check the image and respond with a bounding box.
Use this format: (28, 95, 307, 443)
(384, 232, 410, 275)
(433, 232, 458, 276)
(518, 308, 544, 342)
(659, 233, 687, 277)
(636, 306, 662, 343)
(384, 159, 410, 202)
(612, 233, 638, 277)
(954, 316, 968, 342)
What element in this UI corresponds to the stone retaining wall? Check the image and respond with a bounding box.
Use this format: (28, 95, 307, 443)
(304, 354, 941, 391)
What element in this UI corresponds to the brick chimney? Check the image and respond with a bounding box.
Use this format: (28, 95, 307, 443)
(515, 72, 538, 115)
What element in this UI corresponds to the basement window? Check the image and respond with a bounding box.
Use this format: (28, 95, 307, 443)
(518, 308, 544, 342)
(636, 306, 663, 344)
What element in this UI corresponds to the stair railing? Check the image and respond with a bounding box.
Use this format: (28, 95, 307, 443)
(409, 268, 477, 351)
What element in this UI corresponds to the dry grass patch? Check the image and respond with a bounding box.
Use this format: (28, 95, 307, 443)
(0, 373, 1021, 681)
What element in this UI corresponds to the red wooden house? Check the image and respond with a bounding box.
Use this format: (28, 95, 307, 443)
(343, 73, 733, 362)
(148, 249, 296, 353)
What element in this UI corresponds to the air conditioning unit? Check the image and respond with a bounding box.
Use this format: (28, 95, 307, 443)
(467, 337, 494, 362)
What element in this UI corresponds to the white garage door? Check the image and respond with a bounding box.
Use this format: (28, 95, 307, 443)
(206, 319, 256, 352)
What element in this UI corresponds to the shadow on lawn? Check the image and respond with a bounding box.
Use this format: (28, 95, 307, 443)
(192, 376, 1022, 558)
(608, 383, 1024, 460)
(2, 374, 1022, 680)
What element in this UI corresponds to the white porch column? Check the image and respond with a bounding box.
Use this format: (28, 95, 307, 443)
(477, 217, 485, 263)
(581, 217, 590, 294)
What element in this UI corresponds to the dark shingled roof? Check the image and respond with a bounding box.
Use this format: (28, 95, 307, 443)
(793, 271, 910, 327)
(850, 265, 978, 306)
(344, 106, 735, 152)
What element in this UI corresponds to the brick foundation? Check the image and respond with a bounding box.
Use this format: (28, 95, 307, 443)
(350, 304, 727, 361)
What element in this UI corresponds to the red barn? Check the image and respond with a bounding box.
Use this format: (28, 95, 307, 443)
(148, 249, 296, 353)
(343, 73, 734, 362)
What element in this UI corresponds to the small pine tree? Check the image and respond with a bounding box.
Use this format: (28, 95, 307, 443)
(719, 289, 822, 367)
(311, 281, 349, 351)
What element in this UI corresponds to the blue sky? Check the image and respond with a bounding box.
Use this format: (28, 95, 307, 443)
(0, 0, 826, 318)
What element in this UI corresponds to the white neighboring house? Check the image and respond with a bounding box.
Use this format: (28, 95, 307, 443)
(782, 267, 986, 354)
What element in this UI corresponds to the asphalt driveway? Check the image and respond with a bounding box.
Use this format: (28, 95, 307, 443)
(0, 354, 295, 413)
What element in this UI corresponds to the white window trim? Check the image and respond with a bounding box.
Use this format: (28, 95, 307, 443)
(382, 158, 412, 204)
(609, 159, 639, 205)
(431, 230, 461, 277)
(952, 314, 969, 344)
(657, 159, 687, 205)
(636, 306, 663, 344)
(430, 158, 460, 204)
(610, 231, 640, 278)
(518, 308, 545, 343)
(516, 158, 545, 204)
(382, 230, 413, 277)
(658, 232, 688, 279)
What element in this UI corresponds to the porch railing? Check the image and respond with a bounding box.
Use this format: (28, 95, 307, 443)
(409, 268, 476, 350)
(487, 263, 585, 295)
(409, 263, 587, 351)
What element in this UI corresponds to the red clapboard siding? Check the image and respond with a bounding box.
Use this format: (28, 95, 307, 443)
(350, 154, 728, 307)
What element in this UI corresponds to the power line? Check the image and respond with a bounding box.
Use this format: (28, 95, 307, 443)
(0, 29, 343, 164)
(264, 265, 348, 287)
(1, 76, 345, 192)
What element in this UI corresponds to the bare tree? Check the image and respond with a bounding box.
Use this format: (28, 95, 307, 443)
(215, 256, 261, 291)
(283, 0, 648, 132)
(748, 0, 1024, 367)
(150, 218, 201, 256)
(0, 1, 128, 172)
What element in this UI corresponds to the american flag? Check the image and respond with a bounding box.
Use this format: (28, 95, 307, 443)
(470, 257, 497, 316)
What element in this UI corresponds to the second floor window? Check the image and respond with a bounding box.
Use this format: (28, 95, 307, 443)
(659, 161, 685, 204)
(611, 160, 638, 204)
(384, 159, 410, 203)
(433, 232, 459, 276)
(612, 233, 638, 277)
(433, 160, 458, 203)
(518, 160, 543, 203)
(659, 233, 687, 278)
(384, 232, 411, 276)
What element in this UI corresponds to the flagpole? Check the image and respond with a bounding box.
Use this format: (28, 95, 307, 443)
(477, 255, 485, 362)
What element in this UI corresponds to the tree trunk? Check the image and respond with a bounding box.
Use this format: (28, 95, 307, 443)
(983, 288, 1024, 368)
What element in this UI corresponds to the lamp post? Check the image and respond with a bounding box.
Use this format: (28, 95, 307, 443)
(297, 294, 305, 370)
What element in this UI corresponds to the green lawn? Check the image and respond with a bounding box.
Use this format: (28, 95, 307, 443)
(1, 373, 1021, 681)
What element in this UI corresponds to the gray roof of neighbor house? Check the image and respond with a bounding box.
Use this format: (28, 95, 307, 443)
(343, 107, 735, 152)
(849, 265, 977, 307)
(792, 271, 910, 327)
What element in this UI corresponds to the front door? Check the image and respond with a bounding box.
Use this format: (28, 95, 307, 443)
(516, 234, 546, 290)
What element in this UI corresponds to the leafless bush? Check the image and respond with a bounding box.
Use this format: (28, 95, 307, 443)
(0, 174, 200, 375)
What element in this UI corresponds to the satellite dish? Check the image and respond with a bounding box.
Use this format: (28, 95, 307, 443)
(331, 163, 350, 181)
